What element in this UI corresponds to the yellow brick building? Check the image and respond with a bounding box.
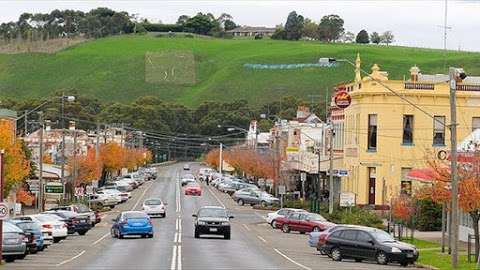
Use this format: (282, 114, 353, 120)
(341, 54, 480, 206)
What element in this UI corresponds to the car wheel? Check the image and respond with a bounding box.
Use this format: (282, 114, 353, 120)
(319, 249, 327, 255)
(118, 233, 124, 239)
(312, 227, 320, 232)
(237, 199, 244, 206)
(111, 229, 116, 238)
(300, 231, 306, 234)
(53, 237, 61, 243)
(355, 258, 363, 262)
(376, 251, 388, 265)
(261, 201, 267, 207)
(30, 247, 38, 254)
(282, 224, 290, 233)
(141, 234, 147, 238)
(331, 247, 342, 261)
(78, 230, 88, 236)
(109, 205, 115, 209)
(148, 234, 154, 238)
(400, 262, 408, 267)
(271, 220, 277, 228)
(5, 256, 15, 263)
(194, 228, 200, 239)
(162, 213, 166, 218)
(224, 231, 231, 240)
(38, 245, 45, 252)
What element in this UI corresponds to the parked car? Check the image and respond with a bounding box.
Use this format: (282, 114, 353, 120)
(277, 212, 334, 233)
(49, 204, 96, 227)
(97, 189, 128, 203)
(11, 217, 52, 248)
(9, 219, 44, 253)
(324, 227, 418, 267)
(266, 208, 307, 228)
(181, 174, 196, 186)
(185, 182, 202, 196)
(193, 206, 233, 239)
(314, 225, 369, 254)
(183, 164, 190, 171)
(111, 211, 154, 239)
(87, 194, 118, 209)
(44, 210, 92, 235)
(2, 222, 27, 262)
(232, 190, 278, 207)
(142, 198, 166, 218)
(199, 168, 214, 180)
(14, 214, 68, 243)
(94, 211, 102, 224)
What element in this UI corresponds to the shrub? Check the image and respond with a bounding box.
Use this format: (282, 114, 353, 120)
(142, 23, 184, 33)
(416, 199, 442, 231)
(254, 34, 263, 40)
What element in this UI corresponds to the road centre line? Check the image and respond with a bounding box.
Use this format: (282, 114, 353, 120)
(170, 245, 177, 270)
(90, 232, 110, 246)
(273, 248, 312, 270)
(177, 245, 182, 270)
(56, 250, 86, 267)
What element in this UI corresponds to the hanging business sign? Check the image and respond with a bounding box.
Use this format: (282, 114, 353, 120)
(334, 91, 352, 109)
(45, 182, 64, 194)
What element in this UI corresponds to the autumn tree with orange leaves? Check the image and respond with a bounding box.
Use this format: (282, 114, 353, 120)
(418, 152, 480, 260)
(0, 119, 30, 197)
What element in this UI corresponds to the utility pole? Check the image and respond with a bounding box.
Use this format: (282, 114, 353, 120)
(328, 124, 335, 215)
(60, 94, 66, 191)
(0, 149, 4, 263)
(95, 121, 100, 160)
(24, 110, 28, 136)
(219, 143, 223, 174)
(38, 112, 44, 212)
(72, 128, 77, 199)
(449, 67, 459, 267)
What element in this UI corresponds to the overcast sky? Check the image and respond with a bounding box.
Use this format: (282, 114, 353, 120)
(1, 0, 480, 51)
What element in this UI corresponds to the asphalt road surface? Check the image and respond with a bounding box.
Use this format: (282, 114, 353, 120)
(4, 163, 419, 270)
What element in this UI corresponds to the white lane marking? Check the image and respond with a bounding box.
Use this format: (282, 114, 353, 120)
(178, 232, 182, 243)
(132, 181, 154, 210)
(170, 245, 177, 270)
(177, 245, 182, 270)
(56, 250, 86, 267)
(175, 218, 179, 231)
(207, 186, 226, 208)
(90, 232, 110, 246)
(242, 224, 251, 231)
(257, 235, 267, 243)
(254, 211, 269, 222)
(178, 218, 182, 232)
(273, 248, 312, 270)
(174, 232, 179, 243)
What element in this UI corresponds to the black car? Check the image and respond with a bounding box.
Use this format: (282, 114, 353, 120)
(44, 210, 91, 235)
(192, 206, 233, 240)
(324, 227, 418, 267)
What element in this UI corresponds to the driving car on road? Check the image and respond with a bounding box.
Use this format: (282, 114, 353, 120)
(193, 206, 233, 240)
(277, 212, 334, 234)
(111, 211, 154, 239)
(2, 222, 27, 262)
(266, 208, 307, 228)
(324, 227, 418, 267)
(185, 182, 202, 196)
(9, 219, 44, 253)
(183, 164, 190, 171)
(181, 174, 196, 186)
(142, 198, 166, 218)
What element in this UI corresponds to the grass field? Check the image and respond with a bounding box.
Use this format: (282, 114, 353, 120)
(1, 34, 480, 107)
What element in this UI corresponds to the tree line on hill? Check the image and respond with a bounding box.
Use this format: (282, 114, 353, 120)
(272, 11, 394, 45)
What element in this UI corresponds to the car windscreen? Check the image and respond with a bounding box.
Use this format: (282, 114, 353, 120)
(198, 208, 227, 218)
(145, 199, 162, 205)
(124, 212, 148, 219)
(370, 229, 395, 242)
(307, 213, 326, 221)
(4, 222, 23, 233)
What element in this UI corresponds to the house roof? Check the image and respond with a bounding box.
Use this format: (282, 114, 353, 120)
(227, 26, 276, 33)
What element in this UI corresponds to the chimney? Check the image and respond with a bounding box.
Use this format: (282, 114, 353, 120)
(410, 65, 420, 82)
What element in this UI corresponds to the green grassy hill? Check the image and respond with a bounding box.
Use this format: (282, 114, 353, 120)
(1, 35, 479, 107)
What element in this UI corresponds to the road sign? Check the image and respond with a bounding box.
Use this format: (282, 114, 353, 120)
(45, 182, 64, 194)
(0, 202, 9, 220)
(278, 185, 286, 195)
(340, 192, 356, 207)
(300, 172, 307, 182)
(327, 169, 349, 177)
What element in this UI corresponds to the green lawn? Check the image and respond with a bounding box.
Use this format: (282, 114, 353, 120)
(403, 238, 476, 269)
(1, 35, 480, 106)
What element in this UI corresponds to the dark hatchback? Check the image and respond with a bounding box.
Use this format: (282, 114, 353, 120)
(44, 210, 91, 235)
(193, 206, 233, 240)
(324, 227, 418, 267)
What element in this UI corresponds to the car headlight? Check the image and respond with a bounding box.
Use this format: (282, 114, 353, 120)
(198, 221, 207, 225)
(221, 222, 230, 226)
(391, 247, 402, 253)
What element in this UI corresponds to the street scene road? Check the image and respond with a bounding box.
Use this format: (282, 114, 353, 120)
(3, 163, 416, 270)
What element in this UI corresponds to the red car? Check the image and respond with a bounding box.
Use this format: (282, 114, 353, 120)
(276, 212, 334, 233)
(185, 183, 202, 196)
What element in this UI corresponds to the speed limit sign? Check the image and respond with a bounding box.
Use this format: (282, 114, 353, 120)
(0, 202, 9, 220)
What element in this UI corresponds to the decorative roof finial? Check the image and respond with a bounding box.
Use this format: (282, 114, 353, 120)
(354, 53, 361, 84)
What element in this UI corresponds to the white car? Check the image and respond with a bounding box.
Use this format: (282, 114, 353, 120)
(96, 190, 123, 204)
(181, 174, 196, 186)
(266, 208, 308, 228)
(30, 214, 68, 243)
(142, 198, 167, 218)
(98, 189, 130, 203)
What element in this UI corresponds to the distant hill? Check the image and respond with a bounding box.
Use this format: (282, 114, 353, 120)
(1, 35, 479, 107)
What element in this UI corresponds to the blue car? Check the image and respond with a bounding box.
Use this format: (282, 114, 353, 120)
(111, 211, 153, 239)
(9, 220, 44, 253)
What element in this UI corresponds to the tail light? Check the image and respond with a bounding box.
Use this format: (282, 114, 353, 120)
(72, 218, 79, 224)
(43, 224, 52, 229)
(20, 234, 28, 243)
(120, 220, 128, 226)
